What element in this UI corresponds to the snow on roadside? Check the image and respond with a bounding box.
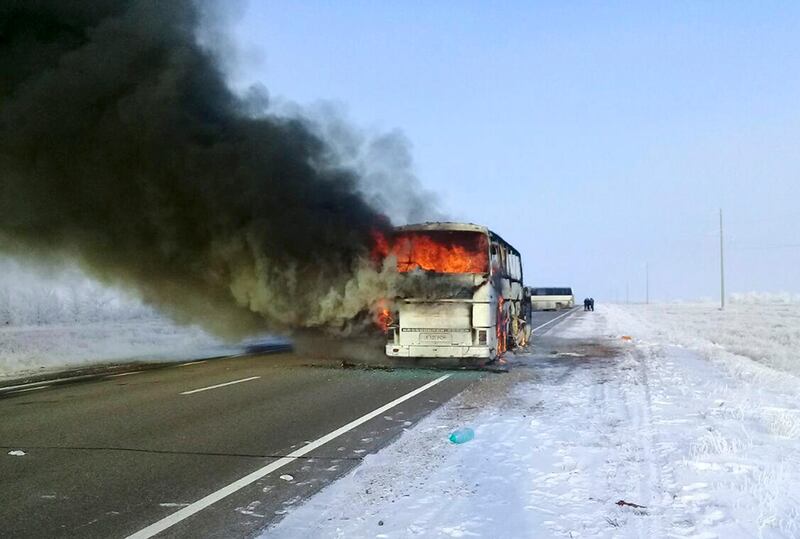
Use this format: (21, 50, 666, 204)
(264, 305, 800, 538)
(0, 319, 226, 381)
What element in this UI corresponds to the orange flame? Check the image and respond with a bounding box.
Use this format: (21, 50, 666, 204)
(374, 299, 393, 332)
(371, 230, 489, 274)
(496, 296, 507, 356)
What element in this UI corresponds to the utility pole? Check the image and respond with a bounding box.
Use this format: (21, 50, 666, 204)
(719, 208, 726, 310)
(626, 281, 630, 304)
(645, 263, 650, 304)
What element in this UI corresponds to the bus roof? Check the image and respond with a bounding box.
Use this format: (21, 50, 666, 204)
(394, 222, 489, 234)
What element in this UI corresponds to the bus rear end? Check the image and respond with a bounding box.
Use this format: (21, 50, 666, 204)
(530, 287, 575, 310)
(387, 300, 491, 358)
(381, 225, 498, 359)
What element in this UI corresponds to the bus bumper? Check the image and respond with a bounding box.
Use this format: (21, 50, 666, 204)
(385, 344, 493, 358)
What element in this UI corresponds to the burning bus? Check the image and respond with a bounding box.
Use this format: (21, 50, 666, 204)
(378, 222, 529, 361)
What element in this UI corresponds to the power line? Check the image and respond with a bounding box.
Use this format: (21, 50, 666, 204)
(719, 208, 725, 310)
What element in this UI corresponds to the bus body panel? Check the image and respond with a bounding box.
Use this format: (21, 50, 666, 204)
(385, 343, 493, 358)
(385, 299, 497, 358)
(472, 302, 491, 327)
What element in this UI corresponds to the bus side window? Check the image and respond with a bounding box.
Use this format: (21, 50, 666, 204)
(510, 254, 521, 280)
(490, 243, 502, 275)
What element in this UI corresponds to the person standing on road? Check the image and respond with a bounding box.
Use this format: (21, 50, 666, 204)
(589, 298, 595, 311)
(583, 298, 590, 311)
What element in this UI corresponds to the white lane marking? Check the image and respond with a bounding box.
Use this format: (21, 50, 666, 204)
(179, 376, 261, 395)
(11, 386, 49, 394)
(126, 373, 452, 539)
(531, 307, 579, 333)
(108, 372, 141, 378)
(178, 360, 208, 367)
(0, 374, 89, 393)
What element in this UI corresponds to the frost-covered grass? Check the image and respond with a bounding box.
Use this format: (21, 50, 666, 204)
(620, 301, 800, 377)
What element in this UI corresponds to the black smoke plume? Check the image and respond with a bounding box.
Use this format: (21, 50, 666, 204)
(0, 0, 430, 337)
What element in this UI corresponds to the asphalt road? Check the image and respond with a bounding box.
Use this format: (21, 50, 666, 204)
(0, 308, 576, 538)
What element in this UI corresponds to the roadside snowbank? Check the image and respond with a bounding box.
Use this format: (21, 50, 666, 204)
(0, 319, 228, 381)
(264, 305, 800, 538)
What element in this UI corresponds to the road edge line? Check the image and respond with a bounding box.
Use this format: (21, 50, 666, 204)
(531, 307, 579, 333)
(126, 373, 452, 539)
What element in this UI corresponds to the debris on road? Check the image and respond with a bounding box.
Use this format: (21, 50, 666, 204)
(448, 427, 475, 444)
(615, 499, 647, 509)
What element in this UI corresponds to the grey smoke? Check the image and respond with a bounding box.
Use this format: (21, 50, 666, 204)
(0, 0, 438, 338)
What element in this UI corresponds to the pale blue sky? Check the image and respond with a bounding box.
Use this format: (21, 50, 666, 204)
(230, 1, 800, 301)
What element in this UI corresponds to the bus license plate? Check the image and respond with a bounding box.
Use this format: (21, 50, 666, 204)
(420, 333, 449, 343)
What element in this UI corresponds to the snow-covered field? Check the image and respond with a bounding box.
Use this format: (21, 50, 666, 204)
(623, 300, 800, 377)
(264, 304, 800, 538)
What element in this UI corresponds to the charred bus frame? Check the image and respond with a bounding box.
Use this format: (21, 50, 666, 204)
(383, 222, 528, 360)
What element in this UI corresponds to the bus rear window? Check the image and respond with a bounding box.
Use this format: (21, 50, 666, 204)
(390, 231, 489, 274)
(532, 288, 573, 296)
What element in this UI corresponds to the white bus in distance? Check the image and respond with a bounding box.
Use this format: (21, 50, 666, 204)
(381, 222, 528, 361)
(529, 287, 575, 311)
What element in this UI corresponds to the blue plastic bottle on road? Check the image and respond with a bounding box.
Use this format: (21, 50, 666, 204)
(449, 427, 475, 444)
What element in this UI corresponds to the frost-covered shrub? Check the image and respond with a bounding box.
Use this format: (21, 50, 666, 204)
(0, 259, 158, 326)
(730, 292, 800, 305)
